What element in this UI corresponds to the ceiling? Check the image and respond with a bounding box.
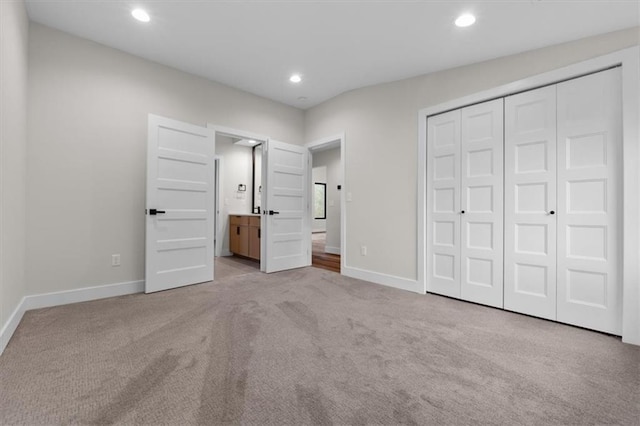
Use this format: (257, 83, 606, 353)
(25, 1, 639, 109)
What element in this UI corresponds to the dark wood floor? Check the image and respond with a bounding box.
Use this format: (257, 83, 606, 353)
(312, 233, 340, 273)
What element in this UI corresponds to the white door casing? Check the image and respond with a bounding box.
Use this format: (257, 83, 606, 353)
(426, 110, 462, 298)
(146, 115, 215, 293)
(264, 139, 310, 273)
(460, 99, 504, 308)
(504, 86, 558, 320)
(556, 68, 622, 334)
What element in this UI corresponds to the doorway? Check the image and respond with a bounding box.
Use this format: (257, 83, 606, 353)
(307, 134, 345, 273)
(210, 126, 267, 272)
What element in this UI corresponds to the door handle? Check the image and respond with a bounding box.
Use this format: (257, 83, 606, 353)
(268, 210, 280, 215)
(149, 209, 166, 215)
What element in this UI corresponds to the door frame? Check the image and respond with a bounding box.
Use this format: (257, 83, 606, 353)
(213, 155, 222, 257)
(207, 124, 269, 270)
(306, 133, 346, 273)
(418, 47, 640, 345)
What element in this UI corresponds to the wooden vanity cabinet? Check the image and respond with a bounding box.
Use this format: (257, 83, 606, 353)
(229, 215, 260, 260)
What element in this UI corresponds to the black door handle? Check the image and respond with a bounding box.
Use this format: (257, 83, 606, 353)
(149, 209, 166, 215)
(268, 210, 280, 215)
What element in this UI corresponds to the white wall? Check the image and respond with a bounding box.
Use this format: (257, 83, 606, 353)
(304, 26, 639, 282)
(0, 0, 28, 335)
(26, 23, 304, 295)
(216, 136, 254, 255)
(312, 166, 327, 232)
(312, 148, 341, 253)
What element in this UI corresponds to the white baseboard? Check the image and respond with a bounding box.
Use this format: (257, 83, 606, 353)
(0, 279, 144, 356)
(342, 266, 423, 294)
(325, 246, 341, 255)
(0, 297, 28, 355)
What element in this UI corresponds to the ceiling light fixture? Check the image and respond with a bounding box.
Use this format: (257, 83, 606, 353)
(132, 8, 151, 23)
(455, 13, 476, 28)
(289, 74, 302, 83)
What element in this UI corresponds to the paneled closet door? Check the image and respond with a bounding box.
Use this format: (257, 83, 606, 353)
(460, 99, 504, 308)
(504, 86, 557, 320)
(556, 68, 622, 334)
(427, 110, 461, 298)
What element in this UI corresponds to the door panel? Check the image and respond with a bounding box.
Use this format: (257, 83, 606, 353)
(427, 110, 461, 298)
(556, 68, 622, 334)
(146, 115, 215, 293)
(264, 140, 310, 273)
(460, 99, 504, 307)
(504, 86, 557, 319)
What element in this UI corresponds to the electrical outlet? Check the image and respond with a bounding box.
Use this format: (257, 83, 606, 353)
(360, 245, 367, 256)
(111, 254, 121, 267)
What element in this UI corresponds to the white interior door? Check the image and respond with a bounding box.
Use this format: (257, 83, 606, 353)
(556, 68, 622, 334)
(460, 99, 504, 308)
(263, 139, 310, 273)
(504, 86, 557, 320)
(426, 110, 461, 298)
(146, 114, 215, 293)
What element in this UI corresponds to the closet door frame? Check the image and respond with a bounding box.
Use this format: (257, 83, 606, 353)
(418, 47, 640, 345)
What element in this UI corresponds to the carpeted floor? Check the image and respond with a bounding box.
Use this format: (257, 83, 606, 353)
(1, 257, 639, 425)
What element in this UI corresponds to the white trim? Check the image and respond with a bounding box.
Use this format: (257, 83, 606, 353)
(325, 246, 341, 255)
(0, 279, 144, 355)
(206, 124, 268, 144)
(306, 132, 347, 273)
(23, 280, 144, 311)
(342, 266, 422, 294)
(0, 297, 27, 355)
(214, 156, 223, 257)
(417, 47, 640, 345)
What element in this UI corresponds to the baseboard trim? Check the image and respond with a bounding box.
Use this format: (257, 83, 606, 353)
(0, 297, 28, 355)
(325, 246, 341, 255)
(342, 266, 422, 294)
(0, 279, 144, 356)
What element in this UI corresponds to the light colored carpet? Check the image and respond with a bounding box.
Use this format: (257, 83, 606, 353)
(1, 257, 638, 425)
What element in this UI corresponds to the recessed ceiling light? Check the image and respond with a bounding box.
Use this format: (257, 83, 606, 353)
(455, 13, 476, 28)
(132, 8, 151, 23)
(298, 96, 307, 101)
(248, 140, 256, 145)
(289, 74, 302, 83)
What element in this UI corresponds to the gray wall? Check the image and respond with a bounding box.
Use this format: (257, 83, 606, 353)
(304, 27, 639, 281)
(26, 23, 305, 295)
(0, 1, 28, 331)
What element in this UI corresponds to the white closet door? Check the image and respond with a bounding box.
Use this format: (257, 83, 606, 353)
(427, 110, 461, 298)
(504, 86, 557, 320)
(460, 99, 504, 308)
(556, 69, 622, 334)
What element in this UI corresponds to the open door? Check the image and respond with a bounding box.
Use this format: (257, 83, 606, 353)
(263, 139, 310, 273)
(146, 114, 215, 293)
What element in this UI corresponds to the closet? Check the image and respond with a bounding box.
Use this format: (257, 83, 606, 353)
(426, 68, 622, 335)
